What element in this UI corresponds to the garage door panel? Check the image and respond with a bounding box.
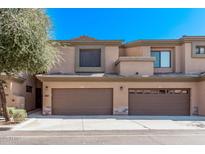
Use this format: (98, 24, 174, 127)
(53, 108, 112, 115)
(129, 89, 190, 115)
(52, 88, 113, 115)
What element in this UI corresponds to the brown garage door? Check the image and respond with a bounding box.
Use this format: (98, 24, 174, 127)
(52, 88, 113, 115)
(129, 89, 190, 115)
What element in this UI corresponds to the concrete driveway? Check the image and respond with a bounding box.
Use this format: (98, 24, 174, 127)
(11, 113, 205, 131)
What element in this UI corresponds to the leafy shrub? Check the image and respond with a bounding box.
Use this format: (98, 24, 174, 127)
(7, 107, 16, 118)
(12, 109, 27, 122)
(7, 107, 27, 122)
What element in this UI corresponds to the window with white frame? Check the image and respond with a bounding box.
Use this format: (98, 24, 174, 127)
(151, 51, 171, 68)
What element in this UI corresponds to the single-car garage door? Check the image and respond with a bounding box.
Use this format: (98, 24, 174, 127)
(129, 89, 190, 115)
(52, 88, 113, 115)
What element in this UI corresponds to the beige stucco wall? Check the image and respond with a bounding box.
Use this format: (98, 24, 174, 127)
(4, 80, 25, 109)
(49, 46, 75, 74)
(3, 75, 36, 111)
(11, 81, 25, 96)
(117, 61, 154, 76)
(124, 46, 186, 74)
(105, 46, 119, 73)
(181, 44, 186, 73)
(184, 43, 205, 74)
(42, 81, 199, 116)
(49, 45, 119, 74)
(125, 46, 151, 56)
(7, 95, 25, 109)
(119, 47, 126, 56)
(123, 43, 205, 75)
(175, 45, 183, 73)
(48, 42, 205, 75)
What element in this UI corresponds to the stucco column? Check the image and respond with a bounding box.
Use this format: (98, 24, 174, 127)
(42, 82, 52, 115)
(113, 84, 128, 115)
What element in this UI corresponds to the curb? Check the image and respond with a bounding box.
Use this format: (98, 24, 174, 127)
(11, 118, 36, 131)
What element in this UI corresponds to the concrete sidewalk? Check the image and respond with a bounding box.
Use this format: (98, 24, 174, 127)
(11, 114, 205, 131)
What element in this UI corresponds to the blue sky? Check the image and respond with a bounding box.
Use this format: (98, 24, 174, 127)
(46, 8, 205, 42)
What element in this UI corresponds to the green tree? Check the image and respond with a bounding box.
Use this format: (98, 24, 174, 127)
(0, 9, 58, 121)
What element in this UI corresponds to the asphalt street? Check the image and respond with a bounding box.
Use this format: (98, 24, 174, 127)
(1, 130, 205, 145)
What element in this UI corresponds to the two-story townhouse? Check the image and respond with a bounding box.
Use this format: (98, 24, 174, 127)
(34, 35, 205, 116)
(3, 35, 205, 116)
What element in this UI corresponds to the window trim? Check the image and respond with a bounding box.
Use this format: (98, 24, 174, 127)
(192, 42, 205, 58)
(75, 45, 105, 73)
(151, 50, 171, 68)
(79, 48, 101, 67)
(196, 46, 205, 55)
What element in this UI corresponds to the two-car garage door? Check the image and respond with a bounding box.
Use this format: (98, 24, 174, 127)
(129, 89, 190, 115)
(51, 88, 190, 116)
(52, 88, 113, 115)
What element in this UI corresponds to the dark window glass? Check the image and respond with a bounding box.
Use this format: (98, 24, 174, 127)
(196, 46, 205, 54)
(79, 49, 101, 67)
(151, 51, 171, 68)
(151, 52, 160, 67)
(26, 85, 32, 93)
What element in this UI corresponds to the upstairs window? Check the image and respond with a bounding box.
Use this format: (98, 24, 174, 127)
(196, 46, 205, 55)
(79, 49, 101, 67)
(151, 51, 171, 68)
(191, 42, 205, 58)
(75, 46, 105, 73)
